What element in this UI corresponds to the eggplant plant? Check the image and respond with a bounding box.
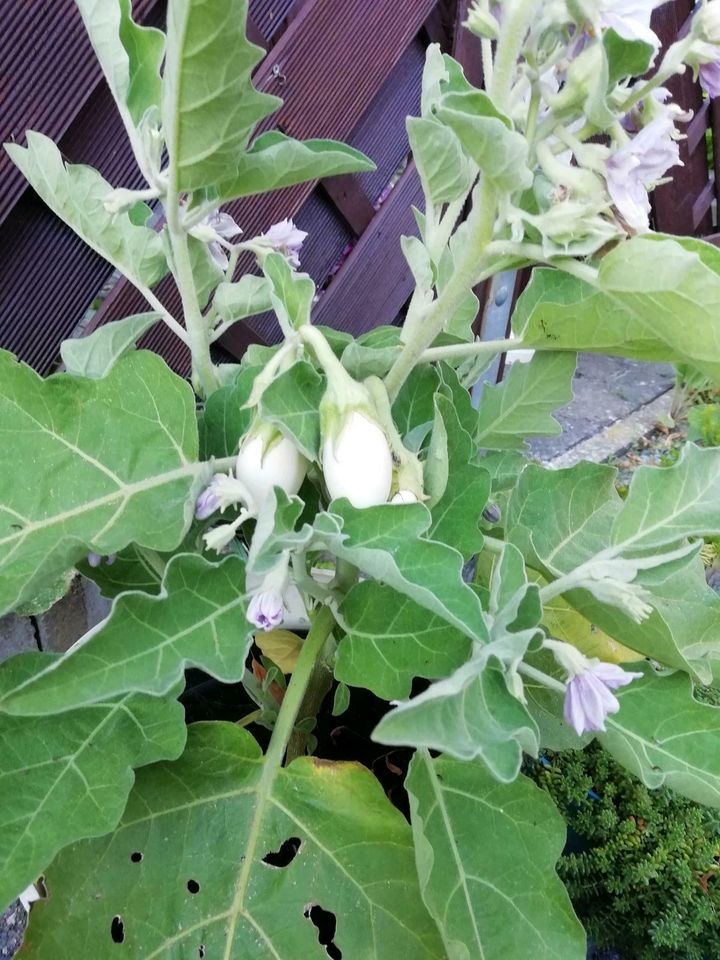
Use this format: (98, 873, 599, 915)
(5, 0, 720, 956)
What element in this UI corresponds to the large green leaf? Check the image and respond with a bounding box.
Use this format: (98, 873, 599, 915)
(408, 116, 476, 206)
(335, 581, 471, 700)
(75, 0, 165, 135)
(314, 500, 488, 642)
(475, 352, 576, 451)
(6, 133, 167, 287)
(427, 394, 489, 558)
(77, 544, 164, 598)
(374, 655, 539, 781)
(264, 253, 315, 333)
(199, 364, 261, 459)
(0, 652, 184, 912)
(259, 360, 325, 460)
(435, 91, 533, 193)
(601, 667, 720, 808)
(162, 0, 280, 192)
(0, 554, 250, 715)
(0, 351, 203, 616)
(23, 723, 445, 959)
(218, 131, 375, 201)
(506, 460, 720, 679)
(407, 752, 586, 960)
(61, 313, 160, 379)
(514, 236, 720, 380)
(392, 364, 440, 450)
(611, 443, 720, 551)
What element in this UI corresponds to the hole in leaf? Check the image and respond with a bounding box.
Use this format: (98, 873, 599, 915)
(110, 916, 125, 944)
(303, 903, 342, 959)
(130, 851, 143, 864)
(187, 879, 200, 895)
(262, 836, 301, 868)
(198, 946, 206, 958)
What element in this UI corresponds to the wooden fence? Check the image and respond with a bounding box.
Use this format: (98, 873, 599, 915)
(0, 0, 716, 379)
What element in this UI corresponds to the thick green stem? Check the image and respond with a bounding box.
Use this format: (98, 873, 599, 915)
(518, 661, 566, 694)
(385, 179, 499, 400)
(165, 201, 219, 398)
(420, 337, 519, 365)
(286, 630, 336, 763)
(490, 0, 538, 110)
(222, 604, 336, 956)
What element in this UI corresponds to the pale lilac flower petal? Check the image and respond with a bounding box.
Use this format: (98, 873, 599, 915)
(86, 552, 103, 568)
(591, 662, 644, 689)
(208, 240, 229, 271)
(564, 672, 621, 735)
(700, 60, 720, 98)
(247, 590, 285, 631)
(606, 118, 680, 231)
(195, 482, 222, 520)
(262, 218, 308, 267)
(600, 0, 662, 50)
(207, 211, 242, 241)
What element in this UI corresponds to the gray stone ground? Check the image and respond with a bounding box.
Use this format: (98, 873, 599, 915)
(0, 353, 674, 956)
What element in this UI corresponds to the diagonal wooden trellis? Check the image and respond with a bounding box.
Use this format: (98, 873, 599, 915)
(0, 0, 716, 379)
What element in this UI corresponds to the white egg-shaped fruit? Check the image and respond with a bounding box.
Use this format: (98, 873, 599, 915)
(322, 412, 393, 508)
(236, 433, 307, 508)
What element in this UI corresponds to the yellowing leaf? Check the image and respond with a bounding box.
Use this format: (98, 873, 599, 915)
(256, 629, 303, 673)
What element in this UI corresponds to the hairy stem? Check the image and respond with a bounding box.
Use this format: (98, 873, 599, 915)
(518, 661, 566, 694)
(490, 0, 538, 111)
(420, 336, 520, 365)
(223, 604, 336, 957)
(165, 201, 219, 398)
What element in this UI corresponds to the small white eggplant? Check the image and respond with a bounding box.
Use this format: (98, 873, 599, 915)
(236, 429, 307, 509)
(322, 411, 393, 508)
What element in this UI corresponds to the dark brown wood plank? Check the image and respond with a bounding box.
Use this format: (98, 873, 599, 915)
(312, 162, 424, 335)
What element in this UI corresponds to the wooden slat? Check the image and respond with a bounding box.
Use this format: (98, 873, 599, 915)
(313, 162, 425, 335)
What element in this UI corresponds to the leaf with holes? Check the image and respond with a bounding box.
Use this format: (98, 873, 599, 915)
(600, 666, 720, 807)
(218, 131, 375, 201)
(407, 752, 586, 960)
(22, 723, 445, 959)
(335, 581, 471, 700)
(0, 651, 184, 912)
(61, 314, 160, 379)
(475, 352, 576, 451)
(0, 351, 204, 617)
(75, 0, 165, 142)
(314, 500, 488, 643)
(162, 0, 280, 191)
(0, 554, 250, 716)
(260, 361, 325, 461)
(6, 133, 167, 287)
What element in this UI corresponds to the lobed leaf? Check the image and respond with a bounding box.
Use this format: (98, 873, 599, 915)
(218, 131, 375, 201)
(407, 751, 586, 960)
(0, 652, 184, 912)
(0, 554, 250, 716)
(61, 314, 160, 379)
(0, 351, 202, 616)
(162, 0, 280, 192)
(335, 581, 471, 700)
(475, 352, 576, 451)
(6, 133, 167, 287)
(22, 723, 445, 959)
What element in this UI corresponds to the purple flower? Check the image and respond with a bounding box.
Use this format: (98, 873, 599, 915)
(261, 219, 308, 268)
(564, 662, 643, 735)
(195, 480, 222, 520)
(247, 590, 285, 632)
(606, 118, 681, 232)
(700, 60, 720, 98)
(86, 552, 116, 568)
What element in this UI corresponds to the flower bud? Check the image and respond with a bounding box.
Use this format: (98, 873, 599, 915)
(247, 589, 285, 632)
(465, 1, 500, 39)
(693, 1, 720, 46)
(236, 424, 308, 510)
(322, 411, 393, 508)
